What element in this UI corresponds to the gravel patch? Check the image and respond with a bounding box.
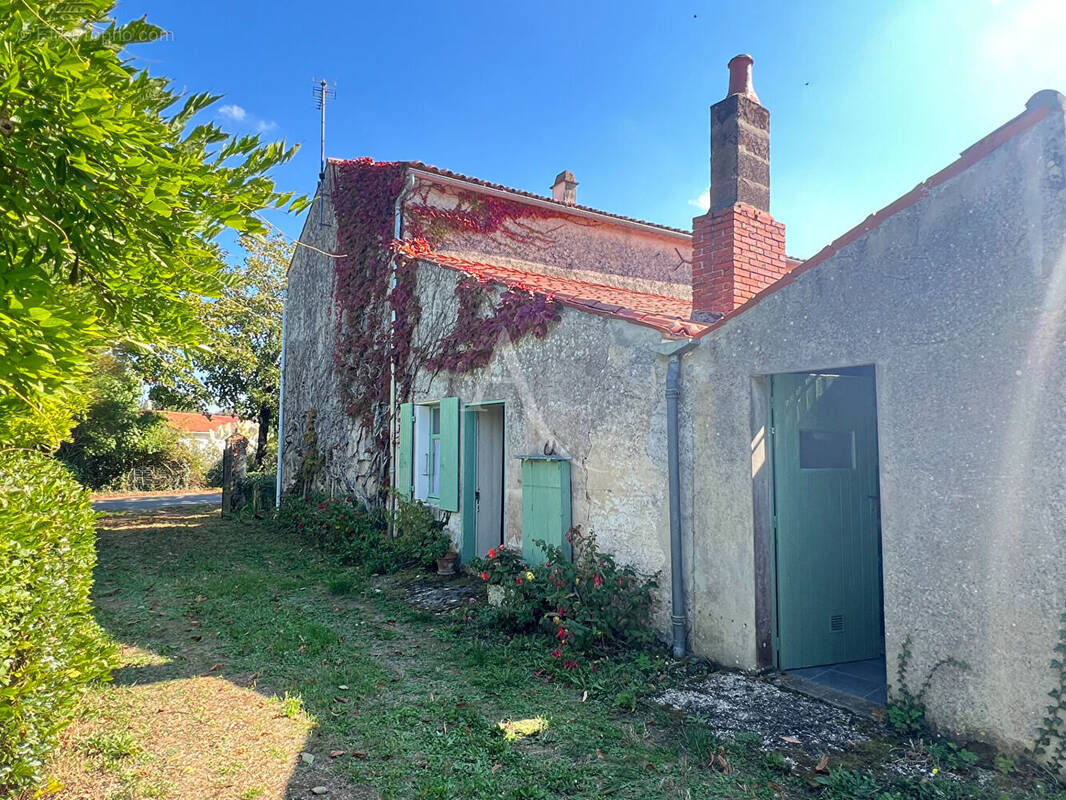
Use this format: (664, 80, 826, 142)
(657, 671, 868, 755)
(405, 580, 481, 613)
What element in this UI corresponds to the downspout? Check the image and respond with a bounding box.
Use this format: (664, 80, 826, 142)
(388, 173, 417, 513)
(274, 292, 288, 507)
(657, 337, 698, 657)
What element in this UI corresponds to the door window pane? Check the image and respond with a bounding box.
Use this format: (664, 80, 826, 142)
(799, 429, 854, 469)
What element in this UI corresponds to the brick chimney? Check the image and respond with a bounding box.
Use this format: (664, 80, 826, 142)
(551, 170, 578, 206)
(692, 55, 788, 316)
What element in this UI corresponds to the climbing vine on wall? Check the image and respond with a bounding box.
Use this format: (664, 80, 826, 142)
(394, 238, 560, 374)
(429, 277, 560, 374)
(330, 158, 412, 457)
(329, 160, 564, 492)
(405, 189, 561, 250)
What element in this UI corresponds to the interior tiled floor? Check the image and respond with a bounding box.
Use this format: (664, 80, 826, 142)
(788, 656, 887, 705)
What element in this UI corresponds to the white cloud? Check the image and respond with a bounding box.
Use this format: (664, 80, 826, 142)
(256, 119, 278, 133)
(689, 190, 710, 211)
(218, 104, 246, 122)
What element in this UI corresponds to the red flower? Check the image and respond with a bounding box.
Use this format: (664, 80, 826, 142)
(593, 574, 604, 587)
(487, 548, 496, 559)
(551, 649, 562, 659)
(515, 576, 523, 585)
(480, 571, 489, 581)
(556, 627, 568, 640)
(564, 661, 578, 670)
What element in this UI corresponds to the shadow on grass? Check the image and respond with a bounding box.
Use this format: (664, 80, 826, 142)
(61, 505, 371, 800)
(64, 507, 1062, 800)
(72, 506, 747, 800)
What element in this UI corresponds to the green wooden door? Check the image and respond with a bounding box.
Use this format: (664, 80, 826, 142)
(771, 373, 883, 670)
(521, 458, 571, 566)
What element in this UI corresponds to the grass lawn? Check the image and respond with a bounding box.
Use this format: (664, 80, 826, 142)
(43, 507, 1064, 800)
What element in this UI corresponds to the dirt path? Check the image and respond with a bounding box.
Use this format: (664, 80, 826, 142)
(92, 490, 221, 512)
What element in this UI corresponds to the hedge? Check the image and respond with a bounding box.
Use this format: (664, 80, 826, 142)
(0, 451, 115, 796)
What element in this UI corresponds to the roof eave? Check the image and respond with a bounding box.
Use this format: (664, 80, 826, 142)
(404, 166, 692, 240)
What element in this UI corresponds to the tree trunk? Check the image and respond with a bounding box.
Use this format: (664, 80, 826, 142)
(255, 404, 271, 470)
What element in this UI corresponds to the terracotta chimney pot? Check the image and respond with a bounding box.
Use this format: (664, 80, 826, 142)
(727, 54, 759, 103)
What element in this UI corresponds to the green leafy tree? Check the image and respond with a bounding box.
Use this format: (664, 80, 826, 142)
(0, 3, 305, 793)
(56, 355, 205, 490)
(0, 0, 306, 448)
(139, 233, 291, 469)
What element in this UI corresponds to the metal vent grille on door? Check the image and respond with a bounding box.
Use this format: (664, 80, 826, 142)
(830, 614, 844, 632)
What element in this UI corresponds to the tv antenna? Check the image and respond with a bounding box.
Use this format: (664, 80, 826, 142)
(313, 78, 336, 177)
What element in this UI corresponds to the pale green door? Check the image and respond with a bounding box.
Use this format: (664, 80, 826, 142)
(771, 372, 883, 670)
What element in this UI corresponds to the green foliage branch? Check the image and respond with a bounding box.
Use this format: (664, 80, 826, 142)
(1034, 611, 1066, 779)
(887, 634, 969, 736)
(0, 0, 306, 447)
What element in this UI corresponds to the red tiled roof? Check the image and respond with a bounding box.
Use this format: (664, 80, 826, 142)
(328, 158, 691, 237)
(395, 240, 710, 338)
(160, 411, 243, 433)
(693, 94, 1058, 338)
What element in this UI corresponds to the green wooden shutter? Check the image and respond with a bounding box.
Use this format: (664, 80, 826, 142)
(396, 402, 414, 499)
(439, 397, 460, 511)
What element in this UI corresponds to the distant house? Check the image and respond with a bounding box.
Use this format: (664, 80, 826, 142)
(280, 55, 1066, 757)
(159, 411, 255, 458)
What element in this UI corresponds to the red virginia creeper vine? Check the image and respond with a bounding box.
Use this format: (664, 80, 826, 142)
(330, 159, 564, 493)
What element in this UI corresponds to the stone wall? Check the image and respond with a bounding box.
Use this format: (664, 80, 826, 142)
(409, 180, 693, 297)
(406, 262, 694, 636)
(281, 168, 698, 636)
(280, 169, 383, 502)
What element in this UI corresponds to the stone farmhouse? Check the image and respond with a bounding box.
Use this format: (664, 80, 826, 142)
(280, 56, 1066, 754)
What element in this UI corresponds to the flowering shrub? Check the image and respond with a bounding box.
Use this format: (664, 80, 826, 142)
(474, 528, 657, 663)
(277, 493, 449, 573)
(471, 544, 524, 585)
(540, 527, 657, 656)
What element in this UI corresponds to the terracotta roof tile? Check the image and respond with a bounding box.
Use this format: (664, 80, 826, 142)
(160, 411, 243, 433)
(395, 242, 708, 338)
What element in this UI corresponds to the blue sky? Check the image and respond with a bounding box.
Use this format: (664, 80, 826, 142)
(117, 0, 1065, 258)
